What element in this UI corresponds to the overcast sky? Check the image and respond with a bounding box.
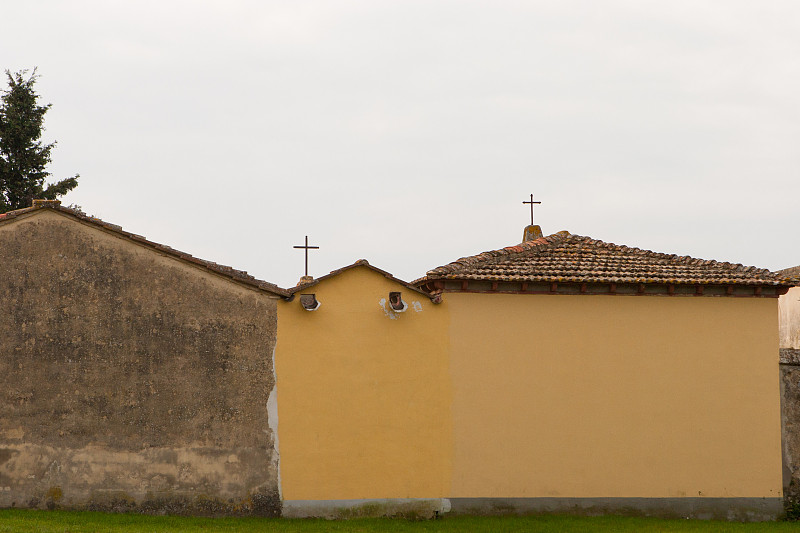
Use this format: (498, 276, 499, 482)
(3, 1, 799, 287)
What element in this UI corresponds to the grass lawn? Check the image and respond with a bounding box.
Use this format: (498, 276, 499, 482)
(0, 511, 798, 533)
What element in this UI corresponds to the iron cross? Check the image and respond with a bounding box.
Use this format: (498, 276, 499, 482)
(293, 236, 319, 277)
(522, 194, 542, 225)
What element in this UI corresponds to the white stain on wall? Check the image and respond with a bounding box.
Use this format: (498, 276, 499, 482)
(378, 298, 398, 320)
(267, 345, 282, 498)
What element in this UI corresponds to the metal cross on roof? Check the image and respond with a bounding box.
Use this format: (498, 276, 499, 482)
(293, 235, 319, 277)
(522, 193, 542, 225)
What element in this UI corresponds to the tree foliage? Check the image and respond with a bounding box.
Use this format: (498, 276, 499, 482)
(0, 69, 78, 213)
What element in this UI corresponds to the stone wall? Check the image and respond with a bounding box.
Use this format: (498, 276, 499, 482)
(781, 360, 800, 512)
(781, 285, 800, 505)
(0, 210, 281, 515)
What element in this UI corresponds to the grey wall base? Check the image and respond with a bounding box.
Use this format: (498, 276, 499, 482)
(448, 497, 784, 522)
(282, 497, 782, 521)
(281, 498, 450, 519)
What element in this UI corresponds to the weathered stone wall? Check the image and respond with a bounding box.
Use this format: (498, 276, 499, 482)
(781, 363, 800, 503)
(0, 210, 280, 515)
(781, 286, 800, 505)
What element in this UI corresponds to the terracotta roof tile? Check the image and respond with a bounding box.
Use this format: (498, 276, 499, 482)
(418, 231, 791, 286)
(778, 265, 800, 283)
(0, 203, 289, 297)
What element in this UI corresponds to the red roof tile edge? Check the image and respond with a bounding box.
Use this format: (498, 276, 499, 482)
(0, 203, 290, 297)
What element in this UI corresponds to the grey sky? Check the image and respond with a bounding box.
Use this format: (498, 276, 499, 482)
(3, 1, 799, 288)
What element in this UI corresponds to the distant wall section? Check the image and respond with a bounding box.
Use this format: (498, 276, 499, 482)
(780, 287, 800, 352)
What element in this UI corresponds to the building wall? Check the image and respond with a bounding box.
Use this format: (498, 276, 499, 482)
(0, 210, 281, 514)
(276, 275, 783, 518)
(446, 292, 782, 500)
(275, 267, 451, 505)
(1, 209, 785, 519)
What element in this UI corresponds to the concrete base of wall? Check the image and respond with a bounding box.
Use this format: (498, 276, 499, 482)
(447, 497, 784, 521)
(281, 498, 450, 519)
(282, 497, 782, 521)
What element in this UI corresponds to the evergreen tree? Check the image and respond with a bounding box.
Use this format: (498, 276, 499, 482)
(0, 69, 78, 213)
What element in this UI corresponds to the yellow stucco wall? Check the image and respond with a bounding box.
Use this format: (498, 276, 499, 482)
(275, 266, 451, 500)
(447, 293, 782, 498)
(277, 272, 782, 502)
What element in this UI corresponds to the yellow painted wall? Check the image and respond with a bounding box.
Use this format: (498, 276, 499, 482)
(447, 293, 782, 498)
(275, 266, 451, 500)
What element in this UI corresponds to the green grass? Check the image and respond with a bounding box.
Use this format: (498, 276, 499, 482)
(0, 511, 798, 533)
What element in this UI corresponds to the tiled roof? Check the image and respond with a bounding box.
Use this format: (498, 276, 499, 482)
(290, 259, 433, 298)
(0, 202, 290, 297)
(778, 265, 800, 282)
(420, 231, 791, 286)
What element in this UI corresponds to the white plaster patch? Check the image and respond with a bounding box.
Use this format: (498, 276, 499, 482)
(378, 298, 398, 320)
(267, 345, 282, 498)
(411, 301, 423, 313)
